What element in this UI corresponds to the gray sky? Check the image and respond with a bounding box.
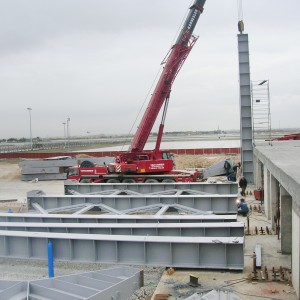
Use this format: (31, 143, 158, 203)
(0, 0, 299, 139)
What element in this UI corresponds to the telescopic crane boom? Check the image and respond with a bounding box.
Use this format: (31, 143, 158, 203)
(68, 1, 207, 183)
(129, 0, 206, 153)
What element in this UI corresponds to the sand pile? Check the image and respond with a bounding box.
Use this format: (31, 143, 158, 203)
(174, 154, 240, 169)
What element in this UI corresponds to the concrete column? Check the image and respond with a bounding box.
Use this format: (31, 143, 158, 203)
(253, 155, 257, 186)
(270, 175, 278, 230)
(263, 166, 271, 220)
(292, 209, 300, 299)
(256, 160, 263, 190)
(253, 155, 263, 189)
(280, 186, 292, 254)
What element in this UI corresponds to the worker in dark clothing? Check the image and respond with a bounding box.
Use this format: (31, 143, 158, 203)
(227, 170, 237, 182)
(239, 176, 247, 196)
(232, 162, 241, 173)
(237, 198, 249, 216)
(224, 159, 231, 178)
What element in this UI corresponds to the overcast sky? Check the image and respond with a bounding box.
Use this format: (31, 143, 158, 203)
(0, 0, 299, 139)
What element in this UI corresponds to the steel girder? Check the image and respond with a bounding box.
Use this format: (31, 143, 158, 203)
(27, 191, 238, 214)
(0, 221, 245, 237)
(0, 212, 237, 223)
(0, 230, 244, 270)
(0, 266, 142, 300)
(64, 181, 238, 195)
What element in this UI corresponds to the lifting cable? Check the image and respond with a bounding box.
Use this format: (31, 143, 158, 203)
(237, 0, 244, 21)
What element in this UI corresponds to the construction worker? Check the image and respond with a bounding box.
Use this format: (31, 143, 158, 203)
(237, 198, 249, 216)
(232, 162, 241, 173)
(227, 169, 237, 182)
(239, 176, 247, 196)
(224, 159, 231, 178)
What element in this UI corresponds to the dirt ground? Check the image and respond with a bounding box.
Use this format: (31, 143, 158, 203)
(174, 154, 239, 170)
(0, 159, 21, 180)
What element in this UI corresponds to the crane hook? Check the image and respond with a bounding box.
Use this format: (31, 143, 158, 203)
(238, 20, 244, 34)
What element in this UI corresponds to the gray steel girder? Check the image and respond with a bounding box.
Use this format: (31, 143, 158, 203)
(0, 212, 238, 223)
(0, 230, 244, 270)
(0, 266, 142, 300)
(64, 181, 238, 195)
(27, 191, 238, 214)
(0, 221, 245, 237)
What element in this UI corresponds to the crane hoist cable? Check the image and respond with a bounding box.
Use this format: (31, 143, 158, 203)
(237, 0, 244, 21)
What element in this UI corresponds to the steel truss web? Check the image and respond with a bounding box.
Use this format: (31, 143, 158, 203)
(27, 191, 238, 214)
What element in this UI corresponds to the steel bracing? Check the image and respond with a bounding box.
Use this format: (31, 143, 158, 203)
(28, 191, 238, 214)
(31, 203, 214, 215)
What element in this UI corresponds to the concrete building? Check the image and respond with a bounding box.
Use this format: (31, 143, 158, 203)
(253, 140, 300, 298)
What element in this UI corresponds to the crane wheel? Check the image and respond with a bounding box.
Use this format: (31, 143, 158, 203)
(122, 179, 136, 183)
(162, 179, 175, 183)
(107, 179, 120, 183)
(145, 179, 159, 183)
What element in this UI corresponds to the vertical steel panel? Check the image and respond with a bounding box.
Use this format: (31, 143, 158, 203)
(238, 33, 254, 183)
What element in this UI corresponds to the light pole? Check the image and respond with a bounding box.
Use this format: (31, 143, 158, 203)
(66, 117, 70, 148)
(27, 108, 33, 150)
(62, 122, 66, 148)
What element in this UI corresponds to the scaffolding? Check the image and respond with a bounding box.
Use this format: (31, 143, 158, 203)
(251, 80, 272, 144)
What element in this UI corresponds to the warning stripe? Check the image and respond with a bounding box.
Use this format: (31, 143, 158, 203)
(116, 165, 121, 173)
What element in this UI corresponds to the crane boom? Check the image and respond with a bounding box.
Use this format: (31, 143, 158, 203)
(129, 0, 206, 153)
(69, 1, 207, 183)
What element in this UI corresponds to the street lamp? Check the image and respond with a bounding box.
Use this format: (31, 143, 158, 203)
(258, 80, 267, 85)
(66, 117, 70, 147)
(27, 108, 33, 150)
(62, 122, 66, 148)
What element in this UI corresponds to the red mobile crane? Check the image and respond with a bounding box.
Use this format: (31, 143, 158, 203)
(68, 0, 206, 183)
